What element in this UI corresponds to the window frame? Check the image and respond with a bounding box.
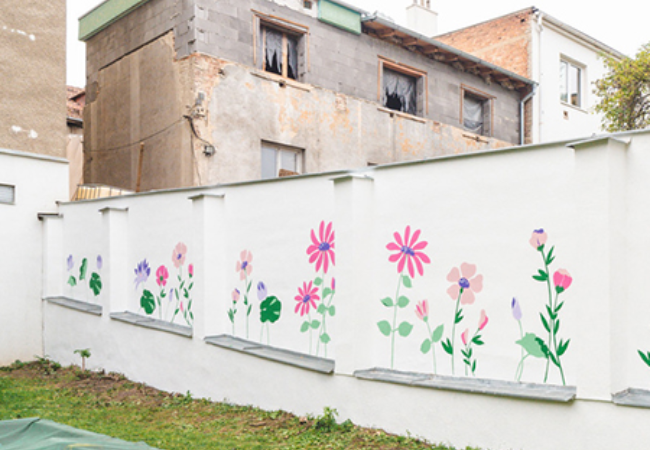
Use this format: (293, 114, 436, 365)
(378, 57, 428, 117)
(559, 58, 584, 109)
(253, 12, 309, 81)
(261, 141, 305, 180)
(0, 183, 16, 205)
(460, 85, 494, 137)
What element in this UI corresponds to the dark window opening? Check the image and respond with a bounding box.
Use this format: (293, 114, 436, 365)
(462, 91, 492, 137)
(382, 68, 417, 116)
(263, 26, 298, 80)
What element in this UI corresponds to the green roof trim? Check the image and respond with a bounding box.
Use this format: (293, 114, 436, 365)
(318, 0, 362, 35)
(79, 0, 153, 41)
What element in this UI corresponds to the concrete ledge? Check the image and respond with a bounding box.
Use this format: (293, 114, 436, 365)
(612, 388, 650, 408)
(110, 312, 192, 337)
(44, 297, 102, 316)
(354, 368, 577, 403)
(205, 335, 335, 374)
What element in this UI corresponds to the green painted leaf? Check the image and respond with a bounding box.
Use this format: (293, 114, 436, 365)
(554, 319, 561, 335)
(310, 319, 321, 329)
(79, 258, 88, 281)
(540, 313, 550, 332)
(432, 324, 444, 343)
(549, 352, 560, 368)
(472, 336, 484, 346)
(247, 304, 252, 316)
(555, 301, 565, 313)
(161, 290, 167, 298)
(455, 311, 464, 324)
(402, 275, 412, 288)
(381, 297, 394, 307)
(420, 338, 431, 354)
(140, 290, 155, 315)
(317, 304, 327, 314)
(322, 287, 332, 298)
(175, 289, 180, 300)
(463, 359, 471, 365)
(397, 321, 413, 337)
(67, 276, 77, 287)
(546, 305, 556, 320)
(320, 333, 331, 344)
(227, 310, 234, 323)
(256, 295, 282, 323)
(472, 360, 477, 373)
(557, 339, 570, 357)
(180, 281, 185, 290)
(546, 246, 555, 265)
(639, 350, 650, 367)
(532, 275, 546, 282)
(300, 321, 310, 333)
(397, 296, 409, 308)
(188, 282, 194, 290)
(328, 306, 336, 316)
(246, 281, 252, 293)
(377, 320, 391, 336)
(516, 333, 547, 358)
(314, 277, 323, 286)
(89, 272, 102, 296)
(441, 339, 453, 355)
(461, 349, 470, 358)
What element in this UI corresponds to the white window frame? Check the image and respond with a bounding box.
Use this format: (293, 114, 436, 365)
(0, 184, 16, 205)
(559, 58, 584, 108)
(261, 142, 304, 179)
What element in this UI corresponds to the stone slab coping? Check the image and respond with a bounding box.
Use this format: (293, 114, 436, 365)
(110, 311, 193, 338)
(612, 388, 650, 408)
(354, 368, 577, 403)
(43, 296, 102, 316)
(204, 335, 335, 374)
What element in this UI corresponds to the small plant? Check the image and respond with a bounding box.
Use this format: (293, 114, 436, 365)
(313, 406, 339, 432)
(74, 348, 91, 371)
(34, 356, 61, 374)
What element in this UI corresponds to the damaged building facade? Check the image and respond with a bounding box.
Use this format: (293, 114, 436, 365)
(80, 0, 534, 191)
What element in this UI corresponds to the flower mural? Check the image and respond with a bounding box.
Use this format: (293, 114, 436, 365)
(258, 281, 282, 345)
(514, 229, 572, 385)
(154, 265, 169, 319)
(232, 250, 254, 338)
(441, 263, 483, 375)
(237, 250, 253, 280)
(379, 226, 430, 369)
(172, 242, 187, 268)
(295, 281, 320, 316)
(134, 260, 151, 290)
(228, 288, 240, 335)
(416, 299, 444, 374)
(171, 242, 194, 327)
(460, 310, 488, 376)
(66, 254, 103, 300)
(304, 221, 336, 357)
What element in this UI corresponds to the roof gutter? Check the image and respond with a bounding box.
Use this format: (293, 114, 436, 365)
(362, 14, 536, 89)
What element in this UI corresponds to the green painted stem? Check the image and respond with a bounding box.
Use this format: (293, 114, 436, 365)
(390, 272, 403, 369)
(450, 291, 462, 375)
(426, 321, 437, 374)
(316, 271, 325, 357)
(552, 291, 566, 385)
(540, 248, 553, 383)
(308, 311, 313, 355)
(516, 320, 525, 381)
(244, 274, 249, 339)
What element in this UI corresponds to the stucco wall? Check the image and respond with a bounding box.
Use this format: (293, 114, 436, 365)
(42, 130, 650, 450)
(0, 149, 68, 365)
(0, 0, 66, 158)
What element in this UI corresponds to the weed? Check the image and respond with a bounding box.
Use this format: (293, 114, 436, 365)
(74, 348, 91, 371)
(313, 406, 339, 432)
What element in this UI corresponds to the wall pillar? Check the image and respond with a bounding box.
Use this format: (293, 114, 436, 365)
(40, 213, 64, 299)
(101, 207, 129, 315)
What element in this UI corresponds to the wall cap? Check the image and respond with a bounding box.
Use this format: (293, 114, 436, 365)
(205, 334, 335, 374)
(612, 388, 650, 408)
(110, 311, 193, 337)
(354, 367, 577, 402)
(44, 296, 102, 316)
(188, 193, 225, 201)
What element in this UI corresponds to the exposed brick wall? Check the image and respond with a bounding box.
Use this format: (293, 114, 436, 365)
(436, 9, 533, 79)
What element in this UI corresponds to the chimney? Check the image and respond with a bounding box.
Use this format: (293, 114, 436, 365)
(406, 0, 438, 37)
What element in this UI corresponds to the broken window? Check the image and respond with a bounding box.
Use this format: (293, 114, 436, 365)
(262, 26, 299, 80)
(261, 142, 304, 179)
(560, 60, 582, 107)
(382, 68, 417, 116)
(462, 89, 492, 137)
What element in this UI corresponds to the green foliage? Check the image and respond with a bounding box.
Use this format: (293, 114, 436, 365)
(259, 296, 282, 324)
(594, 43, 650, 132)
(89, 273, 102, 296)
(313, 407, 339, 432)
(516, 333, 548, 358)
(377, 320, 391, 336)
(79, 258, 88, 281)
(140, 290, 156, 315)
(74, 348, 91, 359)
(67, 276, 77, 287)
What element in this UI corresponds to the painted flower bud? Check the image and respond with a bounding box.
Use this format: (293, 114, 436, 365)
(511, 297, 523, 321)
(257, 282, 267, 301)
(415, 299, 429, 321)
(232, 288, 240, 303)
(553, 269, 573, 294)
(461, 329, 469, 346)
(529, 229, 547, 250)
(478, 309, 488, 330)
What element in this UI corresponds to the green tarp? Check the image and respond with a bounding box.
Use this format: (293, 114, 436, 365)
(0, 418, 160, 450)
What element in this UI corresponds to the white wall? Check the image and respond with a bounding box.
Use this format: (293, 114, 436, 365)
(41, 131, 650, 450)
(532, 18, 615, 143)
(0, 148, 68, 365)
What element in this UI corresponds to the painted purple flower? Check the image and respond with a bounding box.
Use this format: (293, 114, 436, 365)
(66, 255, 74, 271)
(96, 255, 103, 270)
(331, 277, 336, 291)
(529, 229, 547, 250)
(134, 259, 151, 290)
(511, 297, 522, 321)
(386, 226, 431, 278)
(257, 282, 267, 301)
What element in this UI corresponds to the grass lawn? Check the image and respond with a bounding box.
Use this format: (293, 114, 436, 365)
(0, 359, 478, 450)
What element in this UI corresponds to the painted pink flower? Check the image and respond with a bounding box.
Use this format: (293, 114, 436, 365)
(529, 229, 547, 250)
(461, 329, 469, 346)
(156, 265, 169, 287)
(172, 242, 187, 268)
(386, 226, 431, 278)
(180, 301, 184, 312)
(553, 269, 573, 293)
(294, 281, 320, 316)
(478, 309, 488, 330)
(236, 250, 253, 280)
(331, 277, 336, 291)
(415, 299, 429, 321)
(446, 263, 483, 305)
(307, 221, 335, 273)
(232, 288, 240, 303)
(188, 264, 194, 277)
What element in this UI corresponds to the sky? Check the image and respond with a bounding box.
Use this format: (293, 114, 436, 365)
(67, 0, 650, 87)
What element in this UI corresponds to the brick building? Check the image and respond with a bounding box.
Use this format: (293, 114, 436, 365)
(79, 0, 534, 191)
(436, 7, 624, 144)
